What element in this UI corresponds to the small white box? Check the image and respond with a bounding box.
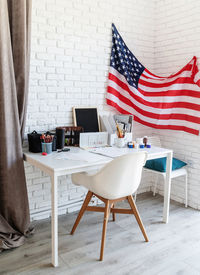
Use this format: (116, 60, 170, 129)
(80, 132, 108, 148)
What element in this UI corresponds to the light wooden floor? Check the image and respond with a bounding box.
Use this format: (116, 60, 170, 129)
(1, 192, 200, 275)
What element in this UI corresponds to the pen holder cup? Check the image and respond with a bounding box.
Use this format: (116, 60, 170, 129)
(42, 142, 52, 154)
(115, 137, 126, 148)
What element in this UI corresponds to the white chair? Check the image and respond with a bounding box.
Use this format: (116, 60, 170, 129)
(70, 152, 148, 261)
(143, 136, 188, 207)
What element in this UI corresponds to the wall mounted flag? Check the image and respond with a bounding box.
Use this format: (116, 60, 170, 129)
(107, 24, 200, 135)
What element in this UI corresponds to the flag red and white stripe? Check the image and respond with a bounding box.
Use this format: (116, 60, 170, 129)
(107, 56, 200, 135)
(107, 24, 200, 135)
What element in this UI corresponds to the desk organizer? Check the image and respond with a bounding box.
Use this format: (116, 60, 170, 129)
(108, 132, 132, 146)
(56, 126, 83, 147)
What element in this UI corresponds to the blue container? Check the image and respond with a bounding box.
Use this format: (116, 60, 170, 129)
(139, 144, 145, 148)
(42, 142, 52, 154)
(128, 142, 133, 148)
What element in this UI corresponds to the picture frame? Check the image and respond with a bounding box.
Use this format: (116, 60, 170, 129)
(73, 106, 101, 132)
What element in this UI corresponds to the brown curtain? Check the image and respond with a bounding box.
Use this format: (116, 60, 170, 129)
(0, 0, 32, 250)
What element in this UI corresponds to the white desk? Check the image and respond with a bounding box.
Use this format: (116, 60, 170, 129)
(23, 146, 173, 267)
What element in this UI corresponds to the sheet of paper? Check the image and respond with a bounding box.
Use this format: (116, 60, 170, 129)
(88, 147, 127, 158)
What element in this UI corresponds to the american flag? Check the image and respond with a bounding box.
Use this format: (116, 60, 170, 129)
(107, 24, 200, 135)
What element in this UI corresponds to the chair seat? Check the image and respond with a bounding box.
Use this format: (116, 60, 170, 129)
(72, 171, 137, 200)
(144, 157, 187, 172)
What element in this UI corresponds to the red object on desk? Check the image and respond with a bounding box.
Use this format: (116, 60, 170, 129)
(42, 152, 47, 156)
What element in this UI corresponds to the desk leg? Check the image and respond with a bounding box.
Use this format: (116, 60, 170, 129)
(51, 174, 58, 267)
(163, 151, 173, 223)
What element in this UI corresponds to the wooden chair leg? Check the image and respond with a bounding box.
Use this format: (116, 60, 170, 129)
(127, 195, 149, 242)
(71, 191, 93, 235)
(100, 200, 110, 261)
(111, 203, 116, 222)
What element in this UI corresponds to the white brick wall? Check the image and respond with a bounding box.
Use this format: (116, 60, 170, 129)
(153, 0, 200, 209)
(26, 0, 155, 220)
(26, 0, 200, 220)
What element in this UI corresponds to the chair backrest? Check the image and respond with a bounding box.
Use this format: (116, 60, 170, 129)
(147, 136, 161, 147)
(90, 152, 147, 200)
